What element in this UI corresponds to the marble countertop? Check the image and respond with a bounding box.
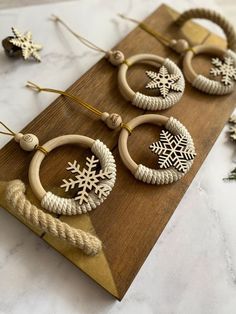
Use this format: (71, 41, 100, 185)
(0, 0, 236, 313)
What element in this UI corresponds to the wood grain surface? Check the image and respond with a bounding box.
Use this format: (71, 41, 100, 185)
(0, 4, 235, 300)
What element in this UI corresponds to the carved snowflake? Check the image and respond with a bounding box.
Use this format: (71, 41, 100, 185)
(229, 125, 236, 141)
(229, 114, 236, 124)
(145, 66, 183, 98)
(228, 114, 236, 141)
(150, 130, 196, 173)
(61, 155, 112, 205)
(9, 27, 42, 61)
(210, 56, 236, 86)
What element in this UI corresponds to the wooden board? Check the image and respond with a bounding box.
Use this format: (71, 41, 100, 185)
(0, 4, 235, 300)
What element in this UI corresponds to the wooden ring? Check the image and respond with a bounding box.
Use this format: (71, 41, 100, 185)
(118, 53, 185, 110)
(118, 114, 195, 184)
(183, 44, 236, 95)
(29, 135, 116, 213)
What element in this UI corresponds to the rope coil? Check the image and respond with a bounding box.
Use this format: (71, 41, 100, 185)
(176, 8, 236, 52)
(5, 180, 102, 255)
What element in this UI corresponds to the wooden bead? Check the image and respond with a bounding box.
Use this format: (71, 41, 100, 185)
(106, 50, 125, 66)
(104, 113, 123, 129)
(14, 133, 23, 143)
(19, 134, 39, 151)
(170, 39, 189, 54)
(101, 112, 110, 122)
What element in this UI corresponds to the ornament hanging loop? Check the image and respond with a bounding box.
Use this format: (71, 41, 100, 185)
(0, 121, 16, 136)
(51, 14, 126, 66)
(118, 13, 190, 54)
(51, 14, 107, 54)
(0, 120, 40, 152)
(26, 81, 128, 130)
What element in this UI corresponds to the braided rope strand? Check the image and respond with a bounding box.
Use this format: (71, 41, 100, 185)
(176, 8, 236, 52)
(5, 180, 102, 256)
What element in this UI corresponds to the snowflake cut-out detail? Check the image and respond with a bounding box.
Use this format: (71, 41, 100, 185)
(228, 114, 236, 141)
(210, 56, 236, 86)
(229, 125, 236, 141)
(145, 66, 183, 98)
(150, 130, 196, 173)
(9, 27, 42, 61)
(61, 155, 112, 205)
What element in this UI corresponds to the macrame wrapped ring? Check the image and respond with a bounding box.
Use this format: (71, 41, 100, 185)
(183, 45, 236, 95)
(118, 53, 185, 110)
(29, 135, 116, 215)
(118, 114, 196, 184)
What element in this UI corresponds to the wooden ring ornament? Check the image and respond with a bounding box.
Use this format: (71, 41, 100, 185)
(117, 53, 185, 110)
(183, 45, 236, 95)
(29, 135, 116, 215)
(118, 114, 196, 184)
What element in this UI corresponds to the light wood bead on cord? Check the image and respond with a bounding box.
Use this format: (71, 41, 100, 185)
(29, 135, 116, 215)
(118, 115, 195, 184)
(5, 180, 102, 255)
(118, 54, 185, 110)
(183, 45, 236, 95)
(176, 8, 236, 52)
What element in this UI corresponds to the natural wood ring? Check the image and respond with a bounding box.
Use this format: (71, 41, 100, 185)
(118, 114, 168, 173)
(118, 53, 185, 110)
(183, 44, 236, 94)
(183, 45, 226, 81)
(29, 135, 95, 200)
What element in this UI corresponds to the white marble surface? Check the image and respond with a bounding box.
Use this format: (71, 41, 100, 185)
(0, 0, 236, 313)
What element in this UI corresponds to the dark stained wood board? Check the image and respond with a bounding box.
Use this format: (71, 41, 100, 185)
(0, 4, 235, 300)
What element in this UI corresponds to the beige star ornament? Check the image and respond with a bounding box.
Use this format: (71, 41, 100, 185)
(9, 27, 42, 62)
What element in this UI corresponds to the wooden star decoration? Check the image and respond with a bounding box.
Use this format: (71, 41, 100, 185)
(9, 27, 42, 62)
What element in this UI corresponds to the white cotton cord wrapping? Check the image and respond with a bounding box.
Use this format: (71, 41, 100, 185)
(41, 140, 116, 215)
(135, 117, 195, 184)
(132, 59, 185, 110)
(192, 49, 236, 95)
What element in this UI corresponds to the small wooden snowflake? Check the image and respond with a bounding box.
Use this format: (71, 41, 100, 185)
(145, 66, 183, 98)
(61, 155, 112, 205)
(228, 114, 236, 141)
(210, 56, 236, 86)
(229, 114, 236, 124)
(9, 27, 42, 61)
(150, 130, 196, 173)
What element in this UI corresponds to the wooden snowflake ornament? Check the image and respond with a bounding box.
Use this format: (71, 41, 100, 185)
(118, 114, 196, 185)
(210, 56, 236, 86)
(145, 66, 183, 98)
(150, 130, 196, 173)
(118, 54, 185, 110)
(25, 135, 116, 215)
(61, 156, 112, 205)
(9, 27, 42, 61)
(228, 114, 236, 141)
